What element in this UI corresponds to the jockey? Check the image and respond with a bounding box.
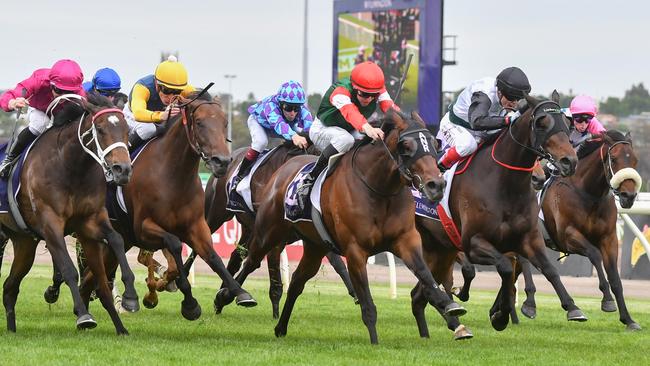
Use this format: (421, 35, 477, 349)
(436, 66, 531, 170)
(124, 55, 194, 150)
(232, 80, 313, 187)
(83, 67, 121, 100)
(296, 61, 400, 209)
(0, 59, 85, 178)
(568, 95, 605, 146)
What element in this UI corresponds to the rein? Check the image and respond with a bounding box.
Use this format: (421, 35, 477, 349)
(600, 140, 633, 194)
(78, 108, 129, 182)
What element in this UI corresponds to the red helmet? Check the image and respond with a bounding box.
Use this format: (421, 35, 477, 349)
(350, 61, 385, 93)
(49, 59, 84, 92)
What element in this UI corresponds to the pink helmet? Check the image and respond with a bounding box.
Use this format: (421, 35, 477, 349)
(49, 59, 84, 92)
(569, 95, 598, 116)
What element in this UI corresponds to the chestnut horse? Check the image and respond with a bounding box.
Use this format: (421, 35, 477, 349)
(410, 95, 587, 337)
(0, 94, 137, 334)
(518, 130, 642, 330)
(219, 111, 470, 344)
(79, 91, 257, 320)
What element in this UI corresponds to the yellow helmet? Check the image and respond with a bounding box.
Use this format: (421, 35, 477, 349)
(154, 55, 188, 90)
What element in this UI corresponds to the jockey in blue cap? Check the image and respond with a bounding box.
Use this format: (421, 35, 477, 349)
(83, 67, 121, 101)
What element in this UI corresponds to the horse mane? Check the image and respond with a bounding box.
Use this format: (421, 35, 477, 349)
(51, 100, 85, 127)
(577, 130, 627, 159)
(86, 91, 115, 108)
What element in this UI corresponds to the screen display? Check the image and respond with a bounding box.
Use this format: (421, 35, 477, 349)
(337, 8, 420, 112)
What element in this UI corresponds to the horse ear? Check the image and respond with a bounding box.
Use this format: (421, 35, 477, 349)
(411, 111, 427, 128)
(551, 89, 560, 103)
(625, 131, 632, 142)
(81, 98, 100, 115)
(602, 132, 614, 145)
(387, 107, 407, 129)
(525, 94, 538, 108)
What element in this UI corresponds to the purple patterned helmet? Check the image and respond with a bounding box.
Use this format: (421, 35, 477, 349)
(276, 80, 306, 104)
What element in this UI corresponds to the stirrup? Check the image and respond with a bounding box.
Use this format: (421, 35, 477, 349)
(296, 180, 314, 210)
(0, 160, 13, 179)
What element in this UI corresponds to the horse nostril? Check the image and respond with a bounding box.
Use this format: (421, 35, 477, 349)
(426, 180, 445, 192)
(112, 165, 123, 174)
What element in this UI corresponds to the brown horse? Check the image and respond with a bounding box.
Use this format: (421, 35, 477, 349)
(79, 90, 256, 319)
(518, 130, 642, 330)
(410, 94, 586, 336)
(219, 111, 470, 344)
(0, 94, 137, 334)
(141, 142, 358, 317)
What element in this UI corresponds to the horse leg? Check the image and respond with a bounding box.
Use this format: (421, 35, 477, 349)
(521, 232, 587, 322)
(41, 218, 97, 329)
(76, 236, 129, 335)
(600, 234, 640, 330)
(267, 244, 284, 319)
(410, 282, 430, 338)
(580, 244, 616, 312)
(44, 262, 64, 304)
(466, 235, 513, 331)
(99, 219, 139, 313)
(137, 250, 160, 309)
(3, 235, 37, 332)
(519, 256, 537, 319)
(186, 219, 257, 310)
(326, 251, 358, 303)
(274, 241, 327, 340)
(454, 252, 475, 302)
(391, 230, 466, 318)
(509, 255, 520, 325)
(141, 219, 202, 320)
(159, 249, 179, 292)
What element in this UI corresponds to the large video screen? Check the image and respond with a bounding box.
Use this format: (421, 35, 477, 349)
(337, 8, 420, 112)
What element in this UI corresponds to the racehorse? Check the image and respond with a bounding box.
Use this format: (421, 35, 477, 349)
(78, 90, 257, 320)
(410, 94, 587, 336)
(192, 142, 358, 317)
(518, 130, 642, 330)
(0, 94, 137, 334)
(139, 142, 358, 317)
(219, 110, 470, 344)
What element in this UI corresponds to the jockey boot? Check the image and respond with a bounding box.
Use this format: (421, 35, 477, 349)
(296, 144, 338, 210)
(232, 149, 259, 188)
(128, 133, 145, 153)
(438, 146, 462, 172)
(0, 128, 37, 179)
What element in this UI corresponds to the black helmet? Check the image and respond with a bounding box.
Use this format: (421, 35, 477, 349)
(496, 67, 531, 100)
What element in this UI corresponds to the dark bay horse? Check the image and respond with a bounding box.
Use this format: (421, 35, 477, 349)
(0, 94, 137, 334)
(411, 95, 587, 336)
(196, 143, 357, 318)
(221, 111, 470, 344)
(79, 91, 256, 320)
(519, 130, 642, 330)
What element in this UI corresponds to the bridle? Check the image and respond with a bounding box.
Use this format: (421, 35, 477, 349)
(46, 94, 128, 182)
(352, 122, 437, 196)
(493, 100, 571, 171)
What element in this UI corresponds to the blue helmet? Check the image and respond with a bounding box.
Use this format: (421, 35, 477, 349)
(276, 80, 306, 104)
(92, 67, 121, 91)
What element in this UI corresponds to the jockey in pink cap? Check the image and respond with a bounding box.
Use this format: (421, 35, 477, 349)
(0, 59, 85, 178)
(568, 95, 605, 146)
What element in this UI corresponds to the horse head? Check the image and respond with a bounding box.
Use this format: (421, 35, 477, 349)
(384, 109, 445, 201)
(178, 92, 231, 177)
(598, 130, 641, 208)
(80, 94, 132, 185)
(522, 92, 577, 176)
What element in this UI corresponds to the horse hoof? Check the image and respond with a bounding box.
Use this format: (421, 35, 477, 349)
(567, 309, 588, 322)
(76, 314, 98, 330)
(490, 311, 509, 331)
(626, 322, 642, 331)
(142, 296, 158, 309)
(453, 325, 473, 340)
(165, 280, 178, 293)
(214, 288, 235, 314)
(121, 295, 140, 313)
(117, 328, 130, 336)
(181, 299, 202, 321)
(444, 302, 467, 317)
(521, 304, 537, 319)
(274, 325, 287, 338)
(235, 292, 257, 308)
(43, 286, 60, 304)
(601, 300, 617, 312)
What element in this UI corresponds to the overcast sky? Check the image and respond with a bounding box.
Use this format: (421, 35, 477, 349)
(1, 0, 648, 103)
